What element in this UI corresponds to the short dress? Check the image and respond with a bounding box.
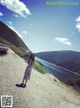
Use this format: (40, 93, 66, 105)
(23, 60, 34, 81)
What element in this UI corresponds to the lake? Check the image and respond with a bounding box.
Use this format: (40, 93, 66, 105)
(35, 56, 80, 83)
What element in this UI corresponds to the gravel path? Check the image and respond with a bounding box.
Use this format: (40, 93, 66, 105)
(0, 50, 80, 108)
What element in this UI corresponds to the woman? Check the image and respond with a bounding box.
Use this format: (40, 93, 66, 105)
(16, 53, 35, 88)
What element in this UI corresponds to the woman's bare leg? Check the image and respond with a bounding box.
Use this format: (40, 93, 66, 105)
(22, 79, 27, 85)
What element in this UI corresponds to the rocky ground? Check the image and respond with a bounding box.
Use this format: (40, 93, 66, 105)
(0, 49, 80, 108)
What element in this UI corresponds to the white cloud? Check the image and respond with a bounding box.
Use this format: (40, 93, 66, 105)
(13, 14, 19, 18)
(7, 21, 13, 25)
(22, 31, 31, 35)
(22, 31, 28, 34)
(9, 21, 13, 25)
(75, 16, 80, 32)
(9, 26, 23, 38)
(0, 12, 3, 16)
(76, 23, 80, 32)
(55, 37, 71, 46)
(0, 0, 31, 17)
(75, 16, 80, 22)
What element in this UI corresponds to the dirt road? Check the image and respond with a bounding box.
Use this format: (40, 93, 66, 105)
(0, 50, 80, 108)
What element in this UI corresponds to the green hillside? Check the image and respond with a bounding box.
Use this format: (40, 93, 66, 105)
(0, 21, 28, 49)
(0, 37, 27, 57)
(0, 21, 31, 60)
(0, 21, 47, 74)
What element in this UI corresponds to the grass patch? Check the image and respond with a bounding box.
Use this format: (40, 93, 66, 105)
(0, 37, 48, 74)
(0, 37, 28, 57)
(33, 60, 48, 74)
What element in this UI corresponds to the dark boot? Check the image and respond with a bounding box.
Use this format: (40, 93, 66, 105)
(16, 83, 26, 88)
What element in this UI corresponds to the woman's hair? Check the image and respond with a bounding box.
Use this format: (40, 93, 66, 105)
(28, 53, 35, 63)
(30, 53, 35, 60)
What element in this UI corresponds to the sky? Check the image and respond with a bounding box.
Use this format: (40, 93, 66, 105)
(0, 0, 80, 53)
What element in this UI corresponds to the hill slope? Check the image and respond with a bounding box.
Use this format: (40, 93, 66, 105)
(0, 21, 28, 49)
(0, 21, 48, 73)
(0, 21, 31, 59)
(0, 50, 80, 108)
(36, 51, 80, 73)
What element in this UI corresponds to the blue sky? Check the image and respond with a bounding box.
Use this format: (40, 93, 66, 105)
(0, 0, 80, 53)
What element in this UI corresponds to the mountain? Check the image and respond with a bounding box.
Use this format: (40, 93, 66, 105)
(0, 21, 30, 58)
(36, 51, 80, 73)
(0, 21, 48, 73)
(0, 21, 28, 49)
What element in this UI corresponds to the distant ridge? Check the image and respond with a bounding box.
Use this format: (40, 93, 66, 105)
(0, 21, 30, 59)
(36, 50, 80, 73)
(0, 21, 28, 49)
